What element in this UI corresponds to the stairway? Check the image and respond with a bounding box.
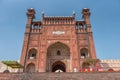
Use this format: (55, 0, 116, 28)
(0, 72, 120, 80)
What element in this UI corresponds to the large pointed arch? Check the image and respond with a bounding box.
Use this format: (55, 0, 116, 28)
(46, 42, 70, 72)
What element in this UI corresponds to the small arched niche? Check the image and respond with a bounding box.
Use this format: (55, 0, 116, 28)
(57, 50, 61, 55)
(28, 48, 37, 59)
(80, 48, 89, 59)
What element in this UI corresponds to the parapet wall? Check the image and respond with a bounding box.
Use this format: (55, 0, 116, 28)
(0, 72, 120, 80)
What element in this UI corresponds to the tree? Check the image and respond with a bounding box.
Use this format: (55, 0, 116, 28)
(82, 58, 100, 71)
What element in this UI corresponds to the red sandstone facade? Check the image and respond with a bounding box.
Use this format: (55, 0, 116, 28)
(20, 8, 96, 72)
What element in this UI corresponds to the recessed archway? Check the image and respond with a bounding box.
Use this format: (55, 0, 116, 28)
(26, 63, 35, 72)
(52, 61, 66, 72)
(28, 48, 37, 59)
(80, 48, 89, 59)
(46, 42, 70, 72)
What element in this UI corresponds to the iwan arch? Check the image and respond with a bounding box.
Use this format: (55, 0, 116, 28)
(20, 8, 96, 72)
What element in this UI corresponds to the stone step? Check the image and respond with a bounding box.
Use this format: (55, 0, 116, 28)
(0, 72, 120, 80)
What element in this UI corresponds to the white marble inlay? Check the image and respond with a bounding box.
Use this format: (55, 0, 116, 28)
(52, 31, 65, 35)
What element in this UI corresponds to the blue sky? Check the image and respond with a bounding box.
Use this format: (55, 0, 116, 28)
(0, 0, 120, 60)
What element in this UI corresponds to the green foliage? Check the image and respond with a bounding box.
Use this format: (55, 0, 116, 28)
(82, 61, 90, 68)
(85, 58, 100, 65)
(82, 58, 100, 68)
(2, 60, 23, 68)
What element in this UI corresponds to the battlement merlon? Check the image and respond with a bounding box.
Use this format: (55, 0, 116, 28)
(42, 11, 75, 21)
(41, 13, 75, 25)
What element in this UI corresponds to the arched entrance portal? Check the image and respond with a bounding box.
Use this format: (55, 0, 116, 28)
(52, 61, 66, 72)
(46, 42, 70, 72)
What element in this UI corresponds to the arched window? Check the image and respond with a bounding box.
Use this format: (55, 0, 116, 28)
(57, 50, 61, 55)
(26, 63, 35, 72)
(28, 48, 37, 59)
(80, 48, 88, 59)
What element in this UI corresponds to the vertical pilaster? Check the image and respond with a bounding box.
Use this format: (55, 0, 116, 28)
(71, 26, 80, 72)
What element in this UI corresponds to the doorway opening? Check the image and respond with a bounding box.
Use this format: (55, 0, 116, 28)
(52, 61, 66, 72)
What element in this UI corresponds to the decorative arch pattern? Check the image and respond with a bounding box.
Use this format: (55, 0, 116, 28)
(47, 42, 70, 57)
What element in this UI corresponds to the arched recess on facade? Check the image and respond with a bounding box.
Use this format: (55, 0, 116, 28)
(52, 61, 66, 72)
(46, 42, 70, 72)
(28, 48, 37, 59)
(31, 22, 41, 30)
(80, 48, 89, 59)
(26, 63, 35, 72)
(3, 70, 10, 73)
